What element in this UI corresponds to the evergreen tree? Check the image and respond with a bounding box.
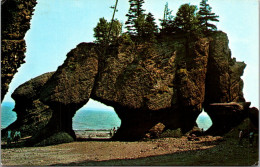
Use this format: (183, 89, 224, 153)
(133, 14, 146, 37)
(134, 12, 158, 41)
(159, 2, 177, 34)
(144, 12, 158, 39)
(94, 17, 109, 44)
(145, 12, 158, 34)
(174, 3, 200, 33)
(109, 19, 122, 42)
(94, 18, 122, 44)
(198, 0, 219, 32)
(125, 0, 145, 35)
(160, 2, 174, 30)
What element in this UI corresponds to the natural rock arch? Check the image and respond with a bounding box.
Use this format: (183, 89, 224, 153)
(4, 32, 257, 146)
(1, 0, 258, 147)
(72, 99, 120, 132)
(196, 110, 212, 131)
(37, 36, 209, 143)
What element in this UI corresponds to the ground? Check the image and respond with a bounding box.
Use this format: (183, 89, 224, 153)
(1, 134, 258, 166)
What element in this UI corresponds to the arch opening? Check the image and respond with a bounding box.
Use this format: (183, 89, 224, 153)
(72, 99, 121, 139)
(196, 109, 212, 131)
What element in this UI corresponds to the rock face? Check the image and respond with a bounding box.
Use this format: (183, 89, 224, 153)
(6, 31, 256, 145)
(35, 43, 99, 144)
(1, 0, 37, 101)
(205, 102, 251, 135)
(36, 35, 210, 142)
(204, 32, 246, 104)
(202, 32, 255, 135)
(2, 72, 54, 138)
(248, 107, 259, 129)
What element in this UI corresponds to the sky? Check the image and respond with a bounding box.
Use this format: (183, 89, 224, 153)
(2, 0, 259, 110)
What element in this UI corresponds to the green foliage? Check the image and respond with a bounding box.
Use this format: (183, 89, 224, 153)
(116, 33, 134, 45)
(133, 14, 146, 36)
(159, 1, 219, 36)
(125, 0, 145, 35)
(160, 2, 175, 34)
(109, 19, 122, 42)
(174, 3, 200, 33)
(94, 17, 122, 45)
(198, 0, 219, 32)
(94, 17, 109, 44)
(145, 12, 158, 35)
(134, 12, 158, 41)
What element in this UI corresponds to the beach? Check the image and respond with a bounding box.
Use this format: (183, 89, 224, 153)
(1, 133, 258, 166)
(1, 118, 258, 166)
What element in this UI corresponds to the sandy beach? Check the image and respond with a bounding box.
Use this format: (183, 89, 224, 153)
(1, 133, 258, 166)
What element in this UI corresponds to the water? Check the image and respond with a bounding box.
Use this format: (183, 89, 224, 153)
(1, 102, 212, 131)
(72, 109, 121, 130)
(1, 102, 16, 129)
(196, 111, 213, 130)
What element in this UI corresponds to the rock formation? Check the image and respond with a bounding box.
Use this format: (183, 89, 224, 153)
(205, 102, 251, 135)
(5, 31, 258, 146)
(2, 72, 54, 138)
(1, 0, 257, 147)
(35, 35, 210, 142)
(204, 32, 246, 104)
(248, 107, 259, 129)
(1, 0, 37, 101)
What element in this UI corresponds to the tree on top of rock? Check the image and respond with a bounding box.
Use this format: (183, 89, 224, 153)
(125, 0, 145, 35)
(94, 18, 109, 44)
(160, 2, 174, 29)
(198, 0, 219, 32)
(174, 3, 200, 33)
(145, 12, 158, 34)
(159, 2, 175, 34)
(94, 17, 122, 45)
(133, 12, 158, 42)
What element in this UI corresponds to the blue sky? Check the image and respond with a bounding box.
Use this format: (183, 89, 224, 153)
(3, 0, 259, 110)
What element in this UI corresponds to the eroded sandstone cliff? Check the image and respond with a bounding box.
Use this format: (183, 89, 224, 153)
(1, 0, 37, 101)
(4, 31, 257, 146)
(2, 72, 54, 138)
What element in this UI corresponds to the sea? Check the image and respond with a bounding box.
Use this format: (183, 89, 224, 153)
(1, 102, 212, 131)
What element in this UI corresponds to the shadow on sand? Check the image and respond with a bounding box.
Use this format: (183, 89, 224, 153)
(51, 138, 258, 166)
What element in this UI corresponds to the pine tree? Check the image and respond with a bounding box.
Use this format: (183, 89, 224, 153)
(145, 13, 158, 34)
(133, 14, 146, 37)
(94, 18, 122, 44)
(109, 19, 122, 42)
(134, 12, 158, 41)
(125, 0, 145, 35)
(144, 12, 158, 39)
(174, 3, 200, 33)
(198, 0, 219, 32)
(94, 17, 109, 44)
(159, 2, 176, 34)
(160, 2, 174, 30)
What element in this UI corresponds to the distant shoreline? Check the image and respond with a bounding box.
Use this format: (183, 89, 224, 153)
(74, 129, 114, 139)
